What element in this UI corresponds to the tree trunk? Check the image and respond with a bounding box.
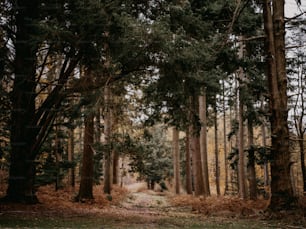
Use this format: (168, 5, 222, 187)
(5, 1, 80, 203)
(67, 128, 75, 188)
(260, 100, 270, 190)
(185, 127, 193, 194)
(214, 100, 220, 196)
(190, 129, 205, 196)
(300, 134, 306, 194)
(199, 91, 210, 196)
(55, 123, 62, 191)
(103, 85, 113, 194)
(172, 127, 180, 194)
(95, 108, 103, 183)
(263, 0, 295, 210)
(237, 37, 247, 200)
(112, 114, 119, 185)
(227, 84, 237, 195)
(76, 113, 94, 200)
(5, 1, 40, 204)
(247, 120, 257, 200)
(238, 91, 246, 199)
(113, 151, 119, 185)
(95, 108, 102, 143)
(233, 76, 239, 194)
(222, 80, 229, 195)
(190, 96, 205, 196)
(261, 123, 270, 199)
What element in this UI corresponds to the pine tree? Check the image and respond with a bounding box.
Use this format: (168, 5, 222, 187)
(172, 127, 180, 194)
(128, 126, 172, 190)
(185, 127, 193, 194)
(2, 0, 159, 203)
(76, 112, 94, 200)
(263, 0, 296, 210)
(199, 90, 210, 196)
(103, 85, 113, 195)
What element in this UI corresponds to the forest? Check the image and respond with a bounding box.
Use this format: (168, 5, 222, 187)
(0, 0, 306, 228)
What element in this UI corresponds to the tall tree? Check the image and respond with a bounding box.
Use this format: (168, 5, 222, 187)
(261, 118, 270, 190)
(6, 0, 42, 203)
(236, 41, 247, 199)
(185, 127, 193, 194)
(75, 68, 96, 200)
(247, 119, 257, 200)
(263, 0, 295, 210)
(76, 112, 94, 200)
(213, 96, 221, 196)
(222, 80, 229, 194)
(67, 127, 75, 188)
(2, 0, 159, 202)
(103, 85, 113, 195)
(128, 126, 172, 190)
(172, 127, 180, 194)
(199, 90, 210, 196)
(189, 96, 205, 196)
(238, 81, 247, 199)
(3, 0, 110, 203)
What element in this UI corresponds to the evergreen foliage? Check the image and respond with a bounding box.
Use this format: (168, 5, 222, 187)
(36, 125, 75, 188)
(0, 0, 304, 210)
(128, 126, 172, 187)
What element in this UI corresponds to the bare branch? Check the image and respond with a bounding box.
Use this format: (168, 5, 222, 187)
(238, 35, 266, 42)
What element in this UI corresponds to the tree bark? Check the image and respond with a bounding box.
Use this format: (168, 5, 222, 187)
(247, 120, 257, 200)
(185, 127, 193, 194)
(214, 99, 220, 196)
(172, 127, 180, 194)
(190, 129, 205, 196)
(55, 123, 62, 191)
(5, 1, 80, 203)
(76, 113, 94, 200)
(263, 0, 295, 210)
(95, 108, 102, 143)
(260, 100, 270, 189)
(103, 85, 113, 194)
(237, 37, 247, 200)
(238, 90, 246, 199)
(67, 128, 75, 188)
(190, 96, 205, 196)
(299, 133, 305, 194)
(199, 91, 210, 196)
(5, 0, 40, 204)
(113, 151, 119, 185)
(222, 80, 229, 195)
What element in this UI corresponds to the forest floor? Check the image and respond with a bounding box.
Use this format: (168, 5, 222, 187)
(0, 182, 306, 228)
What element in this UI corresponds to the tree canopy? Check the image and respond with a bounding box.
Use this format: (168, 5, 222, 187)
(0, 0, 304, 212)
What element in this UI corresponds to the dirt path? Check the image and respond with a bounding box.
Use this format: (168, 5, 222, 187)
(98, 183, 305, 229)
(1, 183, 304, 228)
(112, 183, 188, 215)
(121, 182, 172, 209)
(99, 183, 207, 228)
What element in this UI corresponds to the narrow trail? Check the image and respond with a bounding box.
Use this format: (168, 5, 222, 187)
(102, 183, 302, 229)
(121, 182, 171, 209)
(99, 182, 204, 228)
(1, 183, 302, 228)
(115, 182, 192, 215)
